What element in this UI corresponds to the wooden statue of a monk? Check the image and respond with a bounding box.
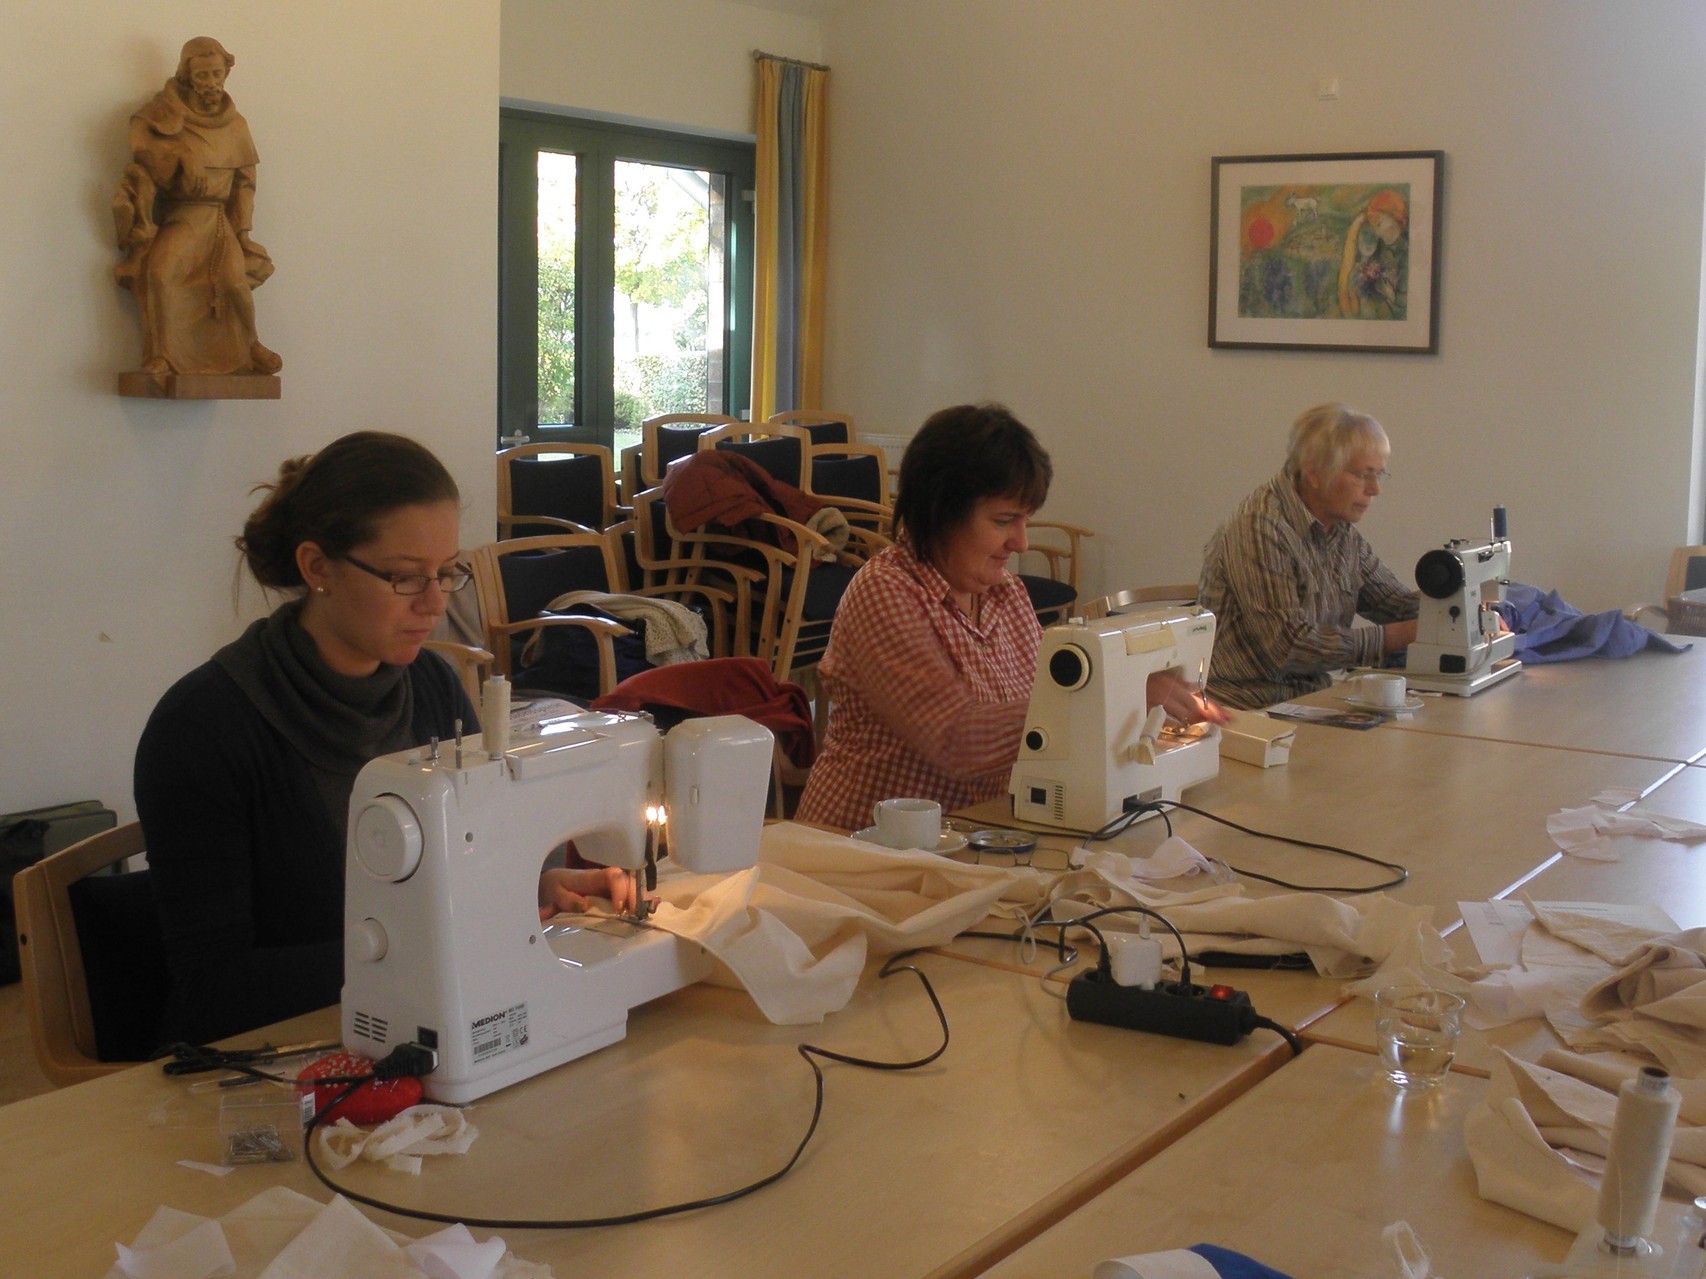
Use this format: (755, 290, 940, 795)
(114, 37, 282, 394)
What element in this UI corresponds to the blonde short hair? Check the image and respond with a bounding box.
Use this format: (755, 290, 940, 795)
(1284, 402, 1389, 482)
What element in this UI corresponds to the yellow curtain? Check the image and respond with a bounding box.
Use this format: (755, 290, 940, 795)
(752, 55, 829, 421)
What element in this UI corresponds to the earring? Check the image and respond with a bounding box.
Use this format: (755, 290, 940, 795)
(314, 586, 328, 596)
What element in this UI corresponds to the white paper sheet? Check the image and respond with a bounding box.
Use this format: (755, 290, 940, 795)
(1458, 900, 1676, 968)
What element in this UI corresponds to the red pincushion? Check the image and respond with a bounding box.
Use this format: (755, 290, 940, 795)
(296, 1052, 423, 1125)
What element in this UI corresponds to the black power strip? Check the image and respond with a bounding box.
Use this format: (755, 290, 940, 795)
(1066, 969, 1257, 1045)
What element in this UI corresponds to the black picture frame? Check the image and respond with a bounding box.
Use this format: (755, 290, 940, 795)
(1209, 150, 1443, 353)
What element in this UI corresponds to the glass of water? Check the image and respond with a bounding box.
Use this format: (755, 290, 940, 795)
(1375, 985, 1465, 1088)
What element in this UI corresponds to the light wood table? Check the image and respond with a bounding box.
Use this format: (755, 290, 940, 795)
(944, 719, 1668, 1057)
(961, 724, 1666, 931)
(1298, 642, 1706, 763)
(1308, 763, 1706, 1074)
(975, 1043, 1572, 1279)
(0, 958, 1291, 1279)
(1121, 724, 1667, 930)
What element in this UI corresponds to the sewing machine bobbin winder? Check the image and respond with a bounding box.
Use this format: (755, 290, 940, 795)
(1405, 505, 1522, 696)
(340, 706, 773, 1103)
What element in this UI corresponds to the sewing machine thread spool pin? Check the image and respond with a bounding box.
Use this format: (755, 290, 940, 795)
(482, 674, 511, 759)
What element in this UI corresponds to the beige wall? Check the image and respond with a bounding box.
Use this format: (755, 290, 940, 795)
(818, 0, 1706, 613)
(9, 0, 1703, 817)
(501, 0, 823, 135)
(1, 2, 499, 816)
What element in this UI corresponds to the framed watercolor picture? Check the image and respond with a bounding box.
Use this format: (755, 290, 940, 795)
(1209, 150, 1443, 353)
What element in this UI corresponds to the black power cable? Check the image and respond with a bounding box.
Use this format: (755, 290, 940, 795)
(299, 950, 951, 1229)
(1086, 799, 1408, 895)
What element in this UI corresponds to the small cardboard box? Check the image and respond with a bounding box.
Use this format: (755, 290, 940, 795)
(1219, 709, 1295, 768)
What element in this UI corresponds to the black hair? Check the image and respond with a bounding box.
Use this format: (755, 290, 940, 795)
(235, 431, 460, 590)
(893, 403, 1052, 566)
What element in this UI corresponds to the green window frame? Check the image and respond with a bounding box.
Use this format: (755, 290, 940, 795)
(498, 108, 756, 448)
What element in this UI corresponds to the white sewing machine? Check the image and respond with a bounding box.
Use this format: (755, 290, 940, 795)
(1405, 506, 1521, 696)
(1010, 607, 1220, 833)
(340, 707, 773, 1103)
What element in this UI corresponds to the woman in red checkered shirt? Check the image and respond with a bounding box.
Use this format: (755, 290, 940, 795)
(796, 404, 1056, 832)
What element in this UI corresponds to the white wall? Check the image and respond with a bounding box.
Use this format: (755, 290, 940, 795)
(1, 2, 499, 816)
(502, 0, 823, 136)
(820, 0, 1706, 613)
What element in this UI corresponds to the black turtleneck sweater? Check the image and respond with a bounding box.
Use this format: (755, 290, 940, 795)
(135, 609, 474, 1048)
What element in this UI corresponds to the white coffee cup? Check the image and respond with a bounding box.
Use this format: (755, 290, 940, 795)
(1355, 671, 1408, 708)
(871, 797, 941, 850)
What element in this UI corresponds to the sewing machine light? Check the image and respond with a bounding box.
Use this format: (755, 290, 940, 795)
(341, 709, 774, 1103)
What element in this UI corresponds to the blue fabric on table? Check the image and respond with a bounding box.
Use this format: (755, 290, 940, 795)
(1189, 1244, 1295, 1278)
(1492, 582, 1691, 663)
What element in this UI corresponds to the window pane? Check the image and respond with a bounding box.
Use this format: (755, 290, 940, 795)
(612, 160, 726, 454)
(537, 151, 576, 427)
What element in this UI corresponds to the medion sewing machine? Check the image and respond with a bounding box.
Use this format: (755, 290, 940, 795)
(1404, 505, 1521, 696)
(1010, 607, 1220, 833)
(340, 705, 774, 1103)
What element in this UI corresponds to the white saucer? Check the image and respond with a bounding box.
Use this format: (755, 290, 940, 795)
(850, 827, 970, 855)
(1342, 693, 1424, 715)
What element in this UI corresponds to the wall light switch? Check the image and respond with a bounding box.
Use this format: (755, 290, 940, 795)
(1318, 76, 1340, 99)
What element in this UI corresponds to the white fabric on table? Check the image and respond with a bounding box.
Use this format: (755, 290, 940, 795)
(1547, 789, 1706, 859)
(1577, 927, 1706, 1076)
(105, 1186, 550, 1279)
(649, 822, 1041, 1024)
(314, 1104, 478, 1174)
(1465, 1049, 1706, 1232)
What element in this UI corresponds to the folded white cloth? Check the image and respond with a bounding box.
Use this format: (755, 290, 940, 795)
(525, 589, 709, 666)
(105, 1185, 551, 1279)
(1576, 927, 1706, 1076)
(1465, 1049, 1706, 1232)
(1022, 841, 1444, 980)
(805, 507, 851, 560)
(651, 822, 1039, 1023)
(1071, 836, 1232, 884)
(1547, 793, 1706, 859)
(314, 1104, 479, 1174)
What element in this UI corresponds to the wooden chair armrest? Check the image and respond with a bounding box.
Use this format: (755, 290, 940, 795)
(422, 640, 497, 705)
(423, 639, 497, 665)
(497, 514, 600, 537)
(1027, 520, 1095, 540)
(748, 512, 832, 555)
(490, 614, 632, 695)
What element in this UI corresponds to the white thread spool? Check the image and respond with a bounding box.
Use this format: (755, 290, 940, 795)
(481, 674, 511, 759)
(1598, 1065, 1681, 1252)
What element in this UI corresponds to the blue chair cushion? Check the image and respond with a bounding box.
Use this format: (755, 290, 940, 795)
(1020, 573, 1076, 617)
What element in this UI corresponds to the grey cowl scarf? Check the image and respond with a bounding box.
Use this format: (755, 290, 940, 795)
(213, 598, 417, 842)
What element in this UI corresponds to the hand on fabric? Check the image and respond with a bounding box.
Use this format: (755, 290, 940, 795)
(537, 866, 639, 920)
(1147, 671, 1232, 726)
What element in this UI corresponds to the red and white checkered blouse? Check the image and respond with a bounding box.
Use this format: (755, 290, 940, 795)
(795, 539, 1041, 833)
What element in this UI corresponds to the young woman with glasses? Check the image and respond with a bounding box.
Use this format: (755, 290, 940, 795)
(135, 431, 633, 1048)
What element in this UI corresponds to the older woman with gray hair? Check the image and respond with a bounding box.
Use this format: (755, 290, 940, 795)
(1197, 402, 1419, 709)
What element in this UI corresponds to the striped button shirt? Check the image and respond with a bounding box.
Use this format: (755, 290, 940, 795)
(1198, 471, 1418, 709)
(795, 539, 1041, 833)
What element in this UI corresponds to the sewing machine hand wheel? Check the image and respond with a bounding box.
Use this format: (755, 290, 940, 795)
(1415, 549, 1466, 600)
